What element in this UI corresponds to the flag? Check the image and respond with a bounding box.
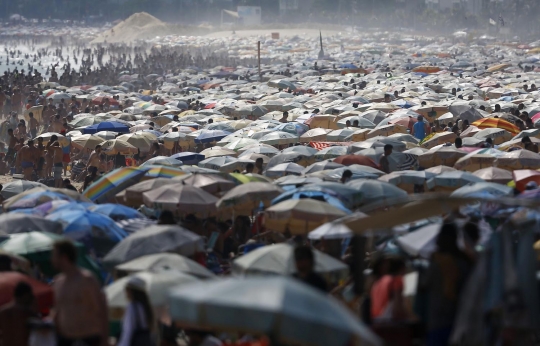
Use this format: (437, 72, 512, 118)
(490, 18, 497, 26)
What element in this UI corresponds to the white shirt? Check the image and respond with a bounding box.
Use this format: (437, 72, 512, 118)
(117, 302, 148, 346)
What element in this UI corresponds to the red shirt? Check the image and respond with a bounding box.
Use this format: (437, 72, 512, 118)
(370, 275, 403, 318)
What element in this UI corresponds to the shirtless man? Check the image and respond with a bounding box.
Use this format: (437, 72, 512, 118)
(28, 112, 38, 139)
(17, 139, 38, 180)
(49, 139, 64, 187)
(5, 129, 16, 166)
(35, 137, 45, 178)
(49, 114, 63, 133)
(51, 240, 108, 346)
(87, 145, 102, 177)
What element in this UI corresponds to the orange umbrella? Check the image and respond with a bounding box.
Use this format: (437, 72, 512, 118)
(471, 118, 520, 135)
(513, 169, 540, 192)
(0, 272, 54, 314)
(333, 155, 379, 169)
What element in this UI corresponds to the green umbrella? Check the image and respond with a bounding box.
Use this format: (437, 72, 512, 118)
(0, 232, 102, 282)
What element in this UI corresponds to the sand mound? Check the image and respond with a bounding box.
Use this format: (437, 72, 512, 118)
(91, 12, 174, 44)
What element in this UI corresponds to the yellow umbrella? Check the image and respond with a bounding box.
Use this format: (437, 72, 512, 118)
(307, 115, 339, 130)
(264, 199, 346, 235)
(420, 132, 457, 149)
(100, 139, 138, 155)
(71, 134, 104, 150)
(347, 129, 371, 142)
(150, 115, 174, 127)
(486, 63, 512, 72)
(200, 146, 238, 158)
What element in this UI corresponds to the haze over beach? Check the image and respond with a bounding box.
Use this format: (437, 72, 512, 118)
(0, 1, 539, 346)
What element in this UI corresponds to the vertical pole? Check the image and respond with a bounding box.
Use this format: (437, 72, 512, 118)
(352, 235, 367, 295)
(258, 41, 261, 81)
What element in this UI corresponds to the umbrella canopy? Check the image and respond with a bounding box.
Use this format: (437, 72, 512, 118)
(144, 166, 186, 179)
(471, 118, 519, 135)
(0, 272, 54, 313)
(200, 146, 237, 158)
(170, 152, 205, 165)
(302, 161, 345, 174)
(495, 150, 540, 170)
(140, 156, 184, 168)
(106, 270, 199, 308)
(265, 162, 305, 178)
(0, 214, 63, 235)
(175, 173, 236, 195)
(87, 204, 145, 221)
(264, 199, 347, 234)
(513, 169, 540, 192)
(420, 132, 458, 149)
(103, 225, 205, 267)
(3, 187, 90, 211)
(418, 147, 467, 168)
(217, 182, 284, 216)
(115, 253, 215, 279)
(378, 170, 436, 193)
(83, 167, 148, 203)
(473, 167, 512, 184)
(451, 182, 513, 198)
(123, 178, 178, 206)
(346, 179, 408, 205)
(116, 133, 154, 152)
(232, 243, 348, 276)
(333, 155, 379, 168)
(453, 149, 500, 171)
(100, 139, 138, 155)
(82, 121, 130, 134)
(47, 209, 128, 257)
(308, 221, 360, 240)
(142, 184, 218, 217)
(426, 171, 485, 191)
(259, 131, 299, 146)
(396, 223, 441, 258)
(168, 277, 381, 346)
(71, 134, 105, 150)
(0, 180, 46, 199)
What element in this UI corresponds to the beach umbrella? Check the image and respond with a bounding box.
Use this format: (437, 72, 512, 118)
(35, 132, 69, 146)
(378, 170, 436, 193)
(222, 138, 259, 151)
(83, 121, 130, 134)
(271, 186, 351, 212)
(350, 137, 407, 152)
(473, 167, 512, 184)
(70, 134, 105, 150)
(3, 187, 89, 211)
(426, 171, 485, 191)
(217, 182, 283, 216)
(417, 147, 467, 168)
(116, 133, 154, 152)
(347, 179, 408, 205)
(333, 155, 379, 168)
(123, 178, 178, 206)
(170, 152, 205, 165)
(314, 146, 349, 161)
(420, 132, 458, 149)
(87, 204, 145, 221)
(237, 105, 269, 118)
(336, 116, 376, 129)
(144, 166, 186, 179)
(302, 161, 344, 174)
(0, 213, 63, 235)
(115, 253, 214, 279)
(103, 225, 205, 267)
(265, 162, 305, 178)
(266, 152, 314, 169)
(299, 128, 328, 142)
(229, 173, 273, 184)
(259, 131, 299, 146)
(264, 199, 347, 234)
(175, 173, 235, 195)
(0, 272, 54, 314)
(513, 170, 540, 192)
(327, 128, 355, 142)
(100, 139, 138, 155)
(308, 221, 359, 240)
(453, 148, 501, 171)
(282, 145, 318, 156)
(238, 144, 280, 157)
(83, 167, 148, 203)
(198, 156, 240, 172)
(143, 184, 218, 217)
(0, 180, 46, 199)
(200, 146, 237, 158)
(69, 115, 111, 128)
(0, 232, 101, 279)
(192, 130, 231, 144)
(495, 150, 540, 170)
(309, 165, 381, 182)
(451, 182, 513, 198)
(95, 131, 118, 140)
(140, 156, 183, 167)
(396, 223, 441, 258)
(106, 270, 199, 308)
(168, 277, 381, 346)
(367, 124, 408, 139)
(47, 209, 128, 257)
(471, 118, 520, 135)
(233, 243, 348, 276)
(472, 128, 513, 145)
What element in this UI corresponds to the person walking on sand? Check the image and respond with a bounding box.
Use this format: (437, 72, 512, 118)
(28, 112, 38, 139)
(51, 240, 108, 346)
(86, 144, 102, 178)
(50, 141, 64, 188)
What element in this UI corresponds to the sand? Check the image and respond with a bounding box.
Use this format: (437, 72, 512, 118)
(204, 28, 341, 39)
